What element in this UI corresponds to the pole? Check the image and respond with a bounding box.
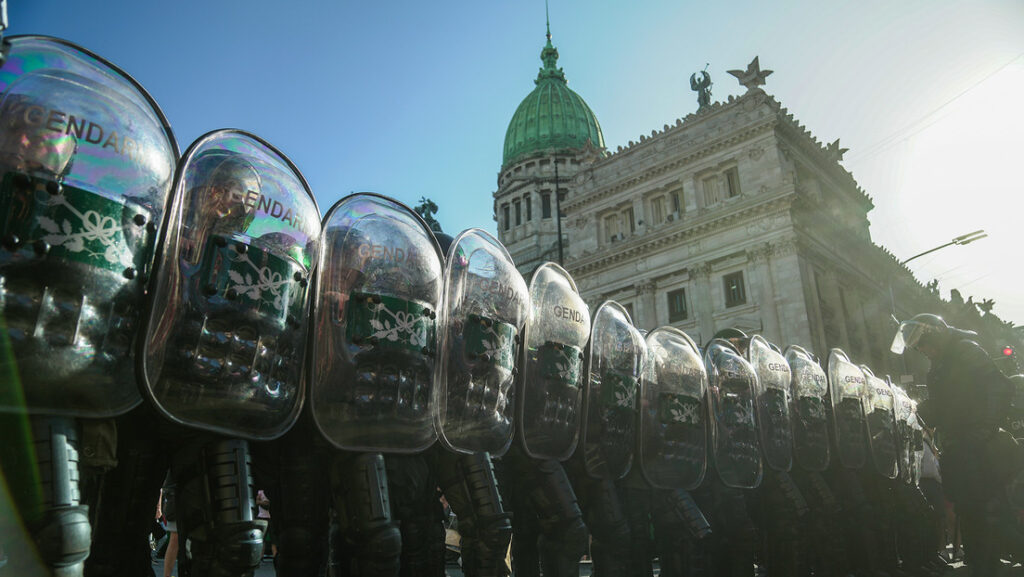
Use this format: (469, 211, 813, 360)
(554, 156, 564, 266)
(889, 229, 987, 315)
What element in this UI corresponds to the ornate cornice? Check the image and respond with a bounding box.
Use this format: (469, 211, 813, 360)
(747, 243, 772, 264)
(690, 261, 713, 280)
(568, 194, 794, 276)
(563, 120, 776, 213)
(635, 280, 657, 296)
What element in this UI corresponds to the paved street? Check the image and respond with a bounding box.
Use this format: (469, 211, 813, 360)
(240, 558, 1013, 576)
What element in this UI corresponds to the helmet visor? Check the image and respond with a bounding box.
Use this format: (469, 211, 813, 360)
(891, 321, 932, 354)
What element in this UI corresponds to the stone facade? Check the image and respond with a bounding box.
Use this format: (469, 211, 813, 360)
(494, 65, 933, 375)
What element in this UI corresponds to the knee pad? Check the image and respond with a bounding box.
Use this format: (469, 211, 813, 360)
(353, 521, 402, 574)
(33, 505, 91, 572)
(189, 519, 267, 577)
(477, 512, 513, 549)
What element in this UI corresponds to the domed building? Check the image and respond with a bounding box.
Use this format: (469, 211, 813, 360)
(494, 30, 938, 377)
(494, 24, 606, 272)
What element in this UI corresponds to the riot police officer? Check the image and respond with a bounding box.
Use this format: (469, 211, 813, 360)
(499, 262, 591, 577)
(138, 131, 322, 577)
(564, 302, 645, 577)
(0, 35, 178, 577)
(892, 313, 1018, 575)
(428, 228, 528, 577)
(640, 327, 713, 577)
(702, 332, 762, 577)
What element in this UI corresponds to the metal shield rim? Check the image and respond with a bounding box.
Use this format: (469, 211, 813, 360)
(3, 35, 180, 418)
(136, 128, 320, 441)
(308, 192, 442, 452)
(433, 227, 523, 456)
(640, 325, 707, 489)
(580, 300, 643, 480)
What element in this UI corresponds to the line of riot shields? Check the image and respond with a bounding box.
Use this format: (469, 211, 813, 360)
(0, 36, 948, 577)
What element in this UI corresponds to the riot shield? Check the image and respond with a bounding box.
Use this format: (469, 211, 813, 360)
(639, 326, 707, 490)
(705, 339, 763, 489)
(0, 36, 177, 417)
(747, 335, 793, 472)
(434, 228, 528, 456)
(861, 366, 898, 479)
(579, 301, 645, 480)
(784, 345, 830, 472)
(827, 348, 868, 469)
(518, 262, 591, 461)
(310, 193, 443, 453)
(892, 384, 914, 484)
(910, 403, 924, 484)
(141, 130, 320, 440)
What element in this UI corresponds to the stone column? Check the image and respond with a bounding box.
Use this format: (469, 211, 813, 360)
(818, 269, 851, 352)
(635, 279, 658, 332)
(747, 243, 781, 342)
(690, 262, 715, 344)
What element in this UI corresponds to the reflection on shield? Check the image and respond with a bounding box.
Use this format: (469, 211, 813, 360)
(639, 326, 707, 489)
(0, 37, 177, 418)
(706, 339, 763, 489)
(518, 262, 590, 461)
(827, 348, 868, 470)
(747, 336, 793, 472)
(580, 301, 645, 480)
(861, 366, 899, 479)
(141, 131, 320, 441)
(784, 345, 831, 472)
(310, 193, 442, 453)
(434, 229, 528, 456)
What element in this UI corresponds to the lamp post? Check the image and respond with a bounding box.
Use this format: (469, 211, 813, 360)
(889, 229, 988, 315)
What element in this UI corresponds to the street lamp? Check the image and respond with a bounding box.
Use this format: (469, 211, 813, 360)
(899, 229, 988, 267)
(889, 229, 988, 315)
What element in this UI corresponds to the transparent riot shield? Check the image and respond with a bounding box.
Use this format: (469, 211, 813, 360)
(0, 37, 177, 417)
(580, 301, 645, 480)
(141, 130, 320, 440)
(518, 262, 591, 461)
(705, 339, 763, 489)
(827, 348, 868, 469)
(434, 228, 528, 456)
(892, 385, 914, 484)
(747, 335, 793, 472)
(639, 326, 707, 490)
(861, 366, 898, 479)
(784, 345, 830, 472)
(310, 193, 443, 453)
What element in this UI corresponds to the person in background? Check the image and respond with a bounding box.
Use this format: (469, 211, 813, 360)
(157, 472, 180, 577)
(256, 489, 277, 561)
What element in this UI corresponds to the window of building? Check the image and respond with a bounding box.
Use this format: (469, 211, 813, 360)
(525, 196, 532, 221)
(703, 175, 721, 206)
(650, 195, 666, 224)
(604, 214, 620, 242)
(514, 199, 522, 226)
(503, 204, 510, 231)
(725, 167, 741, 198)
(671, 190, 681, 213)
(624, 207, 635, 233)
(667, 288, 688, 322)
(723, 271, 746, 308)
(623, 302, 635, 320)
(542, 193, 552, 219)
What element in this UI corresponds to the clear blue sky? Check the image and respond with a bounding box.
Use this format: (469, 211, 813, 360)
(11, 0, 1024, 322)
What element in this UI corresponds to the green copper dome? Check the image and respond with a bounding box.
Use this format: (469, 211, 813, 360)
(502, 28, 604, 169)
